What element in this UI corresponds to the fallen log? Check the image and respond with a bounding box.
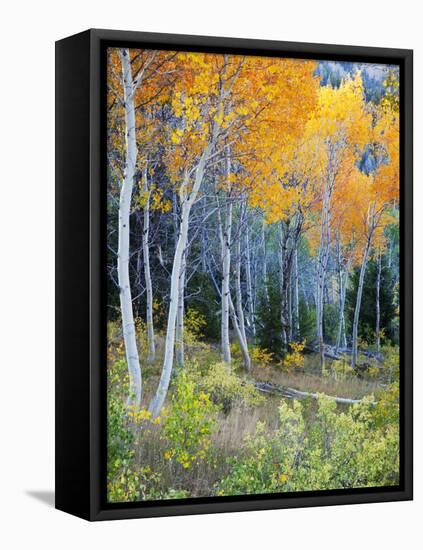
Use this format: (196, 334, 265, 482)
(254, 380, 376, 406)
(304, 345, 384, 363)
(337, 348, 384, 361)
(303, 345, 341, 361)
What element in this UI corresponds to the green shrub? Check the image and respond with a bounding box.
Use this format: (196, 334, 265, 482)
(107, 393, 163, 502)
(162, 372, 219, 469)
(200, 362, 264, 412)
(216, 400, 304, 495)
(280, 340, 306, 371)
(217, 394, 399, 496)
(373, 382, 399, 427)
(250, 346, 274, 368)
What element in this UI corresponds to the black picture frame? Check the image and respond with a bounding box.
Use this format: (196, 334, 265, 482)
(55, 28, 413, 521)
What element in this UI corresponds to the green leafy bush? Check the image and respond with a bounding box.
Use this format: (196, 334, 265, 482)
(162, 372, 219, 469)
(200, 362, 264, 412)
(107, 393, 163, 502)
(216, 400, 304, 495)
(217, 395, 399, 496)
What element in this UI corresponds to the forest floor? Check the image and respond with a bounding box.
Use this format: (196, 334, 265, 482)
(138, 337, 386, 404)
(107, 323, 399, 500)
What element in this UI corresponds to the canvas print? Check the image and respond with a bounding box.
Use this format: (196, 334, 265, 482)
(106, 48, 400, 503)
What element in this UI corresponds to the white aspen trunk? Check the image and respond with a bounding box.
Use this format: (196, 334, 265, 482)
(135, 243, 142, 318)
(294, 247, 300, 337)
(175, 250, 186, 368)
(316, 160, 336, 371)
(316, 266, 326, 370)
(278, 223, 288, 348)
(229, 294, 251, 371)
(261, 217, 269, 304)
(335, 241, 344, 354)
(335, 271, 344, 353)
(335, 246, 353, 354)
(149, 57, 235, 416)
(235, 238, 248, 346)
(149, 146, 212, 417)
(118, 49, 142, 409)
(245, 223, 255, 337)
(352, 235, 372, 368)
(142, 167, 156, 364)
(221, 202, 232, 364)
(201, 202, 208, 272)
(376, 247, 382, 355)
(149, 183, 190, 417)
(288, 270, 293, 342)
(342, 310, 347, 349)
(219, 146, 232, 365)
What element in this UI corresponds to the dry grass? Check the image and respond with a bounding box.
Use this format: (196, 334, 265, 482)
(130, 397, 282, 498)
(251, 358, 382, 401)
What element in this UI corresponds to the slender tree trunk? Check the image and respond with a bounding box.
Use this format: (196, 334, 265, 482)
(149, 59, 238, 416)
(201, 202, 208, 272)
(294, 246, 300, 338)
(118, 49, 142, 409)
(235, 238, 248, 347)
(278, 223, 288, 348)
(335, 240, 353, 355)
(352, 236, 372, 369)
(335, 243, 344, 355)
(261, 217, 269, 304)
(316, 163, 335, 371)
(149, 179, 190, 416)
(229, 294, 251, 371)
(245, 222, 255, 337)
(135, 243, 142, 318)
(316, 265, 326, 370)
(221, 204, 232, 365)
(376, 247, 382, 356)
(279, 220, 302, 348)
(149, 146, 212, 417)
(288, 270, 293, 341)
(219, 146, 233, 365)
(142, 167, 156, 364)
(175, 245, 186, 368)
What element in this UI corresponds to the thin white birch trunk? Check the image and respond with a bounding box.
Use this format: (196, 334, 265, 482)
(245, 223, 255, 337)
(149, 146, 212, 417)
(288, 270, 293, 341)
(335, 239, 351, 354)
(149, 57, 235, 416)
(142, 166, 156, 364)
(175, 250, 186, 368)
(352, 235, 372, 368)
(217, 145, 233, 365)
(229, 294, 251, 371)
(278, 223, 288, 347)
(118, 49, 142, 409)
(376, 247, 382, 356)
(316, 156, 336, 370)
(221, 201, 232, 365)
(294, 247, 300, 337)
(235, 238, 248, 347)
(338, 247, 353, 352)
(261, 217, 269, 304)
